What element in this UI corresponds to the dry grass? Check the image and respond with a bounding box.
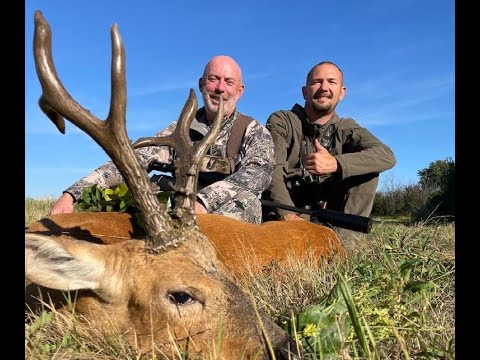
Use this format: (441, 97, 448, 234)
(25, 300, 140, 359)
(235, 247, 343, 324)
(25, 197, 56, 226)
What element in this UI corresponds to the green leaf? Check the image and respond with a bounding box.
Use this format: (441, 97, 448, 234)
(404, 280, 435, 293)
(157, 191, 172, 205)
(94, 187, 103, 201)
(119, 199, 126, 211)
(104, 188, 115, 201)
(291, 292, 350, 358)
(303, 313, 343, 355)
(382, 250, 395, 270)
(338, 273, 374, 358)
(81, 186, 94, 205)
(115, 183, 130, 197)
(135, 213, 145, 230)
(404, 293, 424, 305)
(28, 310, 52, 333)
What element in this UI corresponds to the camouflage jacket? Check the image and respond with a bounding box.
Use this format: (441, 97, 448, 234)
(65, 108, 275, 215)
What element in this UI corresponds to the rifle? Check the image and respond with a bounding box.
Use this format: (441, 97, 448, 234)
(147, 161, 372, 234)
(260, 199, 373, 234)
(147, 161, 176, 191)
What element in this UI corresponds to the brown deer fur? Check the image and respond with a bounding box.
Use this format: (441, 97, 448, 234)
(26, 212, 343, 278)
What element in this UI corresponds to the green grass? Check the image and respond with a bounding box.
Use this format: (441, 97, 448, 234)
(25, 198, 455, 359)
(373, 215, 412, 224)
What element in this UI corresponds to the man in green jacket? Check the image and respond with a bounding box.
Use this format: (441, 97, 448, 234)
(262, 61, 396, 243)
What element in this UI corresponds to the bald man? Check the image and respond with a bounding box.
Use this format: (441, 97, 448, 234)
(50, 56, 275, 223)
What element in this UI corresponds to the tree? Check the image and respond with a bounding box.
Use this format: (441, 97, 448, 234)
(372, 159, 455, 220)
(415, 158, 455, 220)
(418, 158, 455, 193)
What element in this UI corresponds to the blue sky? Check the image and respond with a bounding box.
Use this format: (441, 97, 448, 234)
(25, 0, 455, 199)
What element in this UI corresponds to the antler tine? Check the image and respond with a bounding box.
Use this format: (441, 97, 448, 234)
(33, 10, 181, 252)
(133, 88, 199, 150)
(133, 92, 223, 226)
(171, 96, 223, 225)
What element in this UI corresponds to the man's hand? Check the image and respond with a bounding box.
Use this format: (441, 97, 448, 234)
(282, 213, 305, 221)
(50, 193, 75, 215)
(195, 201, 208, 214)
(305, 139, 339, 175)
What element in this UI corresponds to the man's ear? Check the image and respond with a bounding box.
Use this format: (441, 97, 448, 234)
(302, 86, 307, 100)
(339, 86, 347, 101)
(237, 84, 245, 99)
(198, 77, 203, 92)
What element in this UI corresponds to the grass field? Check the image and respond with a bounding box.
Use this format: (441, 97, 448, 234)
(25, 198, 455, 359)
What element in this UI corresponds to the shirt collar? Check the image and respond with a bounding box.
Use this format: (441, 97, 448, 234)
(196, 107, 238, 127)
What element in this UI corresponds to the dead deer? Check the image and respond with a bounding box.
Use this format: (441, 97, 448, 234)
(25, 10, 342, 359)
(26, 212, 343, 278)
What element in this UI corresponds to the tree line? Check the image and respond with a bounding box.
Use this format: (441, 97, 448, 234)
(372, 157, 455, 221)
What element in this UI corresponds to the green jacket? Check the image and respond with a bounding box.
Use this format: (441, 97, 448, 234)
(265, 103, 397, 214)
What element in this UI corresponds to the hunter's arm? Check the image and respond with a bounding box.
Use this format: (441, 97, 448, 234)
(335, 119, 396, 179)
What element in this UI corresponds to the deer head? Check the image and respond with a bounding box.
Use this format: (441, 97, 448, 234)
(25, 10, 301, 359)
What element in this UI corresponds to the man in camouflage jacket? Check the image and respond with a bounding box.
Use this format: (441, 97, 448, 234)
(50, 55, 275, 224)
(262, 61, 396, 226)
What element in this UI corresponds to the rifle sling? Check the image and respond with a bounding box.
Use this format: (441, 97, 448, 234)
(225, 114, 253, 170)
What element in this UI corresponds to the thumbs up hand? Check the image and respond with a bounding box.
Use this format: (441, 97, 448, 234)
(305, 139, 339, 175)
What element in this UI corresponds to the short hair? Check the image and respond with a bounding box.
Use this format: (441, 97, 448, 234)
(306, 61, 344, 85)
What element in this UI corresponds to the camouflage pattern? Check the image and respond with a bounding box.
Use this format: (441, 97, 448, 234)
(198, 154, 232, 174)
(65, 108, 275, 223)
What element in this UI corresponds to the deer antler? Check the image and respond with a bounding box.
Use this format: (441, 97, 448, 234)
(32, 10, 219, 252)
(133, 96, 223, 227)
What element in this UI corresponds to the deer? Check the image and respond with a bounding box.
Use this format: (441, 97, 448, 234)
(25, 10, 343, 359)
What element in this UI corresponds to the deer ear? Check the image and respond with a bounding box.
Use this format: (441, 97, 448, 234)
(25, 233, 109, 292)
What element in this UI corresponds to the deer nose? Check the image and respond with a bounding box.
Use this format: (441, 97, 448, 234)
(273, 337, 303, 359)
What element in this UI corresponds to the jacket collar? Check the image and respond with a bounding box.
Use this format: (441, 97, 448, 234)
(291, 103, 341, 136)
(196, 107, 238, 127)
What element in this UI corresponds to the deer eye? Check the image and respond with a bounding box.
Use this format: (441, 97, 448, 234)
(168, 291, 195, 305)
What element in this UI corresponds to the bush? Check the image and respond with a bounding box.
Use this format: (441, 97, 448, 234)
(373, 158, 455, 220)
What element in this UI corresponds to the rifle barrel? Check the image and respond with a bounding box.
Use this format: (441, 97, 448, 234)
(260, 199, 372, 234)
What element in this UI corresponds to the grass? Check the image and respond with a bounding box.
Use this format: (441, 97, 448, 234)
(25, 196, 57, 226)
(25, 198, 455, 359)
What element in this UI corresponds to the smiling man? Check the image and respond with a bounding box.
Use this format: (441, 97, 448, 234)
(261, 61, 396, 245)
(50, 55, 275, 224)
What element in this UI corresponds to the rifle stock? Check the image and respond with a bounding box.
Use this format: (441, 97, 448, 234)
(260, 199, 372, 234)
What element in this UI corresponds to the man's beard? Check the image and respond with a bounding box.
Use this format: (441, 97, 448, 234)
(202, 88, 237, 118)
(311, 99, 332, 115)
